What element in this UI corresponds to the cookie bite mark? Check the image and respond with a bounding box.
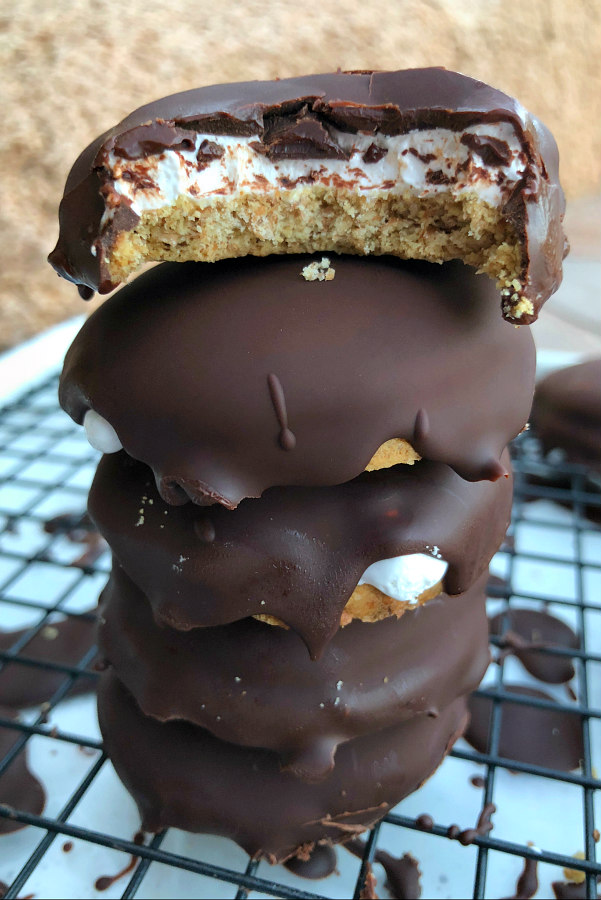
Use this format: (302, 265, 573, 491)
(267, 373, 297, 451)
(48, 69, 567, 322)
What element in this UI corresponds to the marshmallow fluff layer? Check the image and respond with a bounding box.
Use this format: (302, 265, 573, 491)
(105, 123, 529, 224)
(358, 552, 447, 604)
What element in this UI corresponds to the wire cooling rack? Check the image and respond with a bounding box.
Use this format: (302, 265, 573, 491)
(0, 370, 600, 900)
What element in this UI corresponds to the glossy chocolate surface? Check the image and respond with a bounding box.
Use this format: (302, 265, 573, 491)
(48, 68, 566, 319)
(89, 448, 511, 657)
(489, 608, 579, 684)
(0, 708, 46, 833)
(466, 685, 584, 771)
(98, 669, 468, 863)
(61, 256, 533, 511)
(99, 566, 489, 780)
(0, 614, 98, 707)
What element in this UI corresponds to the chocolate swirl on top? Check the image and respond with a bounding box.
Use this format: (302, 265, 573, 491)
(99, 566, 490, 781)
(61, 256, 534, 510)
(88, 449, 512, 657)
(48, 68, 566, 318)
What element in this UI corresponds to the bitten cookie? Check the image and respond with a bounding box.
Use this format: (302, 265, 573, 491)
(48, 69, 567, 322)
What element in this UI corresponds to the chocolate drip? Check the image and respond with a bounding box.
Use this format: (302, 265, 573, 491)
(89, 448, 511, 657)
(98, 670, 469, 864)
(267, 373, 296, 450)
(455, 801, 495, 845)
(490, 608, 580, 683)
(413, 408, 429, 444)
(552, 879, 600, 899)
(465, 685, 584, 771)
(0, 707, 46, 833)
(345, 838, 422, 899)
(0, 614, 98, 707)
(61, 257, 534, 508)
(48, 68, 566, 319)
(504, 857, 538, 899)
(44, 511, 106, 569)
(284, 844, 337, 879)
(99, 565, 489, 780)
(94, 855, 138, 892)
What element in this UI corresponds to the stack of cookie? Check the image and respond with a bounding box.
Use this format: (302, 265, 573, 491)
(49, 69, 565, 864)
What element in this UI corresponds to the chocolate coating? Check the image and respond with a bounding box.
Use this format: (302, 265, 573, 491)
(89, 448, 512, 657)
(61, 255, 534, 509)
(48, 68, 566, 320)
(0, 614, 98, 707)
(0, 708, 46, 833)
(489, 608, 579, 684)
(98, 669, 468, 863)
(465, 685, 584, 771)
(532, 359, 601, 472)
(99, 566, 489, 781)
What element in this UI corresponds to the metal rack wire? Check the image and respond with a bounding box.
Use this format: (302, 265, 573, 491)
(0, 371, 599, 899)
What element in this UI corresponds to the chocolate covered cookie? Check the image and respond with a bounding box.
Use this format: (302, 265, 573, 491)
(99, 566, 489, 780)
(532, 359, 601, 472)
(89, 449, 512, 657)
(98, 669, 469, 863)
(61, 256, 534, 511)
(48, 69, 567, 322)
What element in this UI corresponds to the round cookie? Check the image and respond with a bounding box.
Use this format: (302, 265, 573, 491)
(99, 565, 489, 781)
(532, 358, 601, 472)
(89, 449, 512, 658)
(48, 69, 567, 323)
(61, 255, 534, 510)
(98, 668, 469, 863)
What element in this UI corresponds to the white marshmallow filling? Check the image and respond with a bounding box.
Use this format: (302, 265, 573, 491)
(102, 121, 530, 227)
(83, 409, 123, 454)
(358, 552, 448, 605)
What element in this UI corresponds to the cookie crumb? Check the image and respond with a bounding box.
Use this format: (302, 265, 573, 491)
(563, 851, 586, 884)
(41, 625, 59, 641)
(301, 257, 335, 282)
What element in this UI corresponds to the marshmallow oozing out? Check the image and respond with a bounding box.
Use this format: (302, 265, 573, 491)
(358, 553, 448, 605)
(83, 409, 123, 454)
